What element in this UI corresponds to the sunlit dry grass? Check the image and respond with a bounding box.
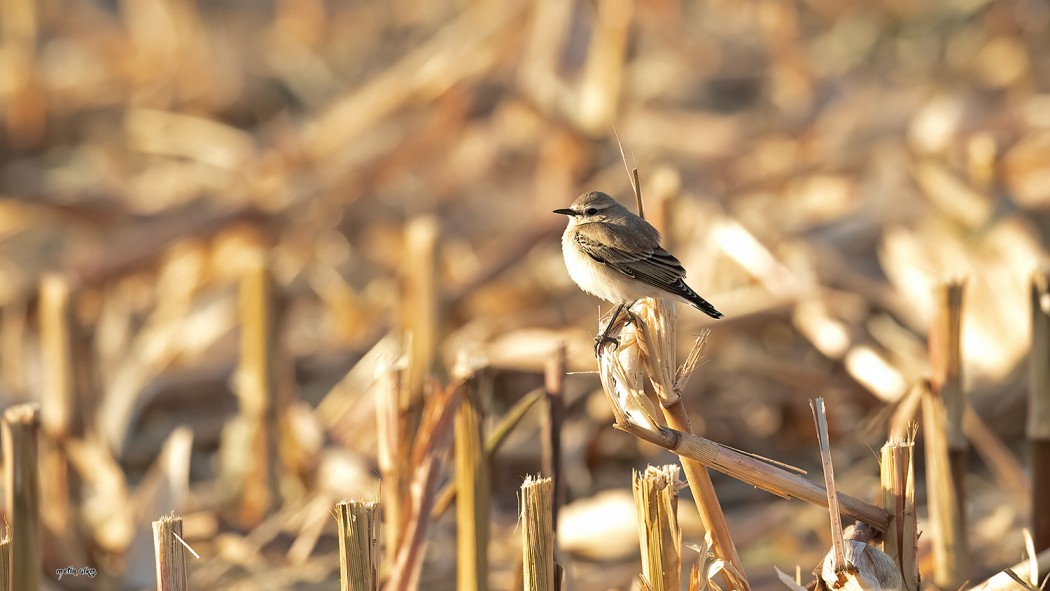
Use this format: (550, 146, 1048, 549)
(0, 0, 1048, 589)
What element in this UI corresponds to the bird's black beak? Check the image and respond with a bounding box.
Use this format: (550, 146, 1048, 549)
(553, 208, 577, 216)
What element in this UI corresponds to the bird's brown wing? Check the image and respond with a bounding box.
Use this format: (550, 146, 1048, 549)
(574, 231, 686, 287)
(574, 231, 724, 319)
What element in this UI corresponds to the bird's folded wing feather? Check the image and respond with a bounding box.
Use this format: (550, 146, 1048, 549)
(574, 232, 687, 289)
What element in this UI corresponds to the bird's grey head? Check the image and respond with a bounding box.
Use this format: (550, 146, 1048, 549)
(553, 191, 629, 226)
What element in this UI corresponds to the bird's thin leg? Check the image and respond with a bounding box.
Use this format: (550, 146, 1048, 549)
(594, 302, 628, 357)
(623, 303, 642, 327)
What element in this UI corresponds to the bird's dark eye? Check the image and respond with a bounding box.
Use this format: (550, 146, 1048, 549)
(585, 208, 598, 215)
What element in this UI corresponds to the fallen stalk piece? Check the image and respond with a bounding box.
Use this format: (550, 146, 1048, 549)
(611, 420, 888, 531)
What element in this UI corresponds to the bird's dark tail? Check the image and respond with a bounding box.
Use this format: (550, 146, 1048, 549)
(680, 282, 723, 319)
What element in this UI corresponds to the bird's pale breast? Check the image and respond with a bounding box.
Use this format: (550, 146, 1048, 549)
(562, 227, 656, 303)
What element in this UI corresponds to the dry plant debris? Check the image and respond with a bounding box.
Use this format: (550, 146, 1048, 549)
(0, 1, 1048, 589)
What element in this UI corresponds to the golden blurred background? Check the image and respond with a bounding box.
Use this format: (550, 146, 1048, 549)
(0, 0, 1048, 589)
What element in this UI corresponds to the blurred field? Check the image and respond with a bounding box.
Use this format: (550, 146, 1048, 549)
(1, 0, 1049, 589)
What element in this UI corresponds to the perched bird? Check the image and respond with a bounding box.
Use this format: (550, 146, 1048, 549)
(554, 191, 723, 321)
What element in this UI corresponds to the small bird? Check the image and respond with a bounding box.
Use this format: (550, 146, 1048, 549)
(554, 191, 723, 325)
